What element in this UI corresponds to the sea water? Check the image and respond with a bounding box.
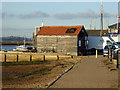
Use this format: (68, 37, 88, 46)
(1, 45, 18, 51)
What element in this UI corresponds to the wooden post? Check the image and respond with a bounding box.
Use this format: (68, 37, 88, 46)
(43, 55, 45, 61)
(71, 55, 73, 59)
(4, 54, 6, 62)
(30, 55, 32, 62)
(17, 55, 19, 62)
(57, 55, 59, 60)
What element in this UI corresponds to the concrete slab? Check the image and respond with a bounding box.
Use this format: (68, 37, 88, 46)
(50, 55, 118, 88)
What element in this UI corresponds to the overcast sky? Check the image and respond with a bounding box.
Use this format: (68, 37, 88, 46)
(1, 1, 119, 38)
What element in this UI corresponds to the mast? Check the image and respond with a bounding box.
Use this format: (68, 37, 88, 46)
(42, 20, 44, 27)
(100, 0, 103, 36)
(90, 19, 92, 29)
(94, 17, 96, 30)
(24, 36, 25, 48)
(32, 32, 34, 46)
(117, 16, 119, 33)
(106, 17, 109, 30)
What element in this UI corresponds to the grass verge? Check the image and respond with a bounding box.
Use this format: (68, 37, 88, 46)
(19, 68, 52, 78)
(1, 61, 49, 66)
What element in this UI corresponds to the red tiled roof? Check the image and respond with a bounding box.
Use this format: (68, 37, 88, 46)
(36, 25, 84, 35)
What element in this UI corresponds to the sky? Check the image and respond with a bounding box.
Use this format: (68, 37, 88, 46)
(1, 1, 119, 38)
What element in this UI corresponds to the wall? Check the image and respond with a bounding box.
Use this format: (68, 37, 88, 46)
(1, 53, 73, 62)
(88, 36, 118, 49)
(37, 35, 78, 56)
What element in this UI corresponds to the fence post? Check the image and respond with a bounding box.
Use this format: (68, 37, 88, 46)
(30, 55, 32, 62)
(4, 54, 6, 62)
(17, 55, 19, 62)
(110, 49, 112, 62)
(117, 50, 119, 68)
(43, 55, 45, 61)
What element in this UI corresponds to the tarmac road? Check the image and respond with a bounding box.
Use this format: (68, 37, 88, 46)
(50, 55, 118, 88)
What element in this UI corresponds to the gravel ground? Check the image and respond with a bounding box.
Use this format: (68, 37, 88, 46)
(2, 56, 81, 89)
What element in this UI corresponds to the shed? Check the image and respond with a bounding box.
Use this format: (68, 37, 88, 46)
(35, 25, 88, 56)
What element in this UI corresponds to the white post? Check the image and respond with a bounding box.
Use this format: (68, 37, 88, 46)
(96, 49, 98, 58)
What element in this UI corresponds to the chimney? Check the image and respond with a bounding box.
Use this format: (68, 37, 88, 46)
(35, 27, 40, 35)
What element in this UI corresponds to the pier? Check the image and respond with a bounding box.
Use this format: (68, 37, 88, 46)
(2, 41, 33, 45)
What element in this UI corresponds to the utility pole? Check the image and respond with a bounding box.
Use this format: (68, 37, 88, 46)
(100, 0, 103, 36)
(106, 17, 109, 30)
(117, 16, 119, 33)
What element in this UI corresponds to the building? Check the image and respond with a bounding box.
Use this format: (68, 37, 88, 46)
(35, 25, 88, 56)
(108, 23, 120, 33)
(86, 29, 108, 36)
(86, 29, 119, 54)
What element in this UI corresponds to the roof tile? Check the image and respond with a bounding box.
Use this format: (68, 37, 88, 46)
(36, 25, 84, 35)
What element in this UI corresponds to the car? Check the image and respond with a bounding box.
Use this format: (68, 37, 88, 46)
(1, 48, 8, 52)
(103, 45, 117, 57)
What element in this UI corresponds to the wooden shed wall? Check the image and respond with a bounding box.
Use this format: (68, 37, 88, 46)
(37, 35, 78, 56)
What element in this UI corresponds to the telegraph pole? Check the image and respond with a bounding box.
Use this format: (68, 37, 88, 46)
(100, 0, 103, 36)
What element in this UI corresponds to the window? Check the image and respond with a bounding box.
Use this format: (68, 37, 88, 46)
(104, 46, 108, 49)
(66, 28, 76, 33)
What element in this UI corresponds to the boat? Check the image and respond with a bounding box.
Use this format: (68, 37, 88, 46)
(13, 45, 27, 51)
(13, 36, 36, 52)
(13, 45, 36, 52)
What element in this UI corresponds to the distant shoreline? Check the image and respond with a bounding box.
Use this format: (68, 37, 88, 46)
(2, 41, 33, 45)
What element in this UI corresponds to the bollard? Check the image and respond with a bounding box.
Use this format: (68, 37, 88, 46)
(108, 48, 109, 59)
(117, 50, 119, 68)
(110, 49, 112, 62)
(96, 49, 98, 58)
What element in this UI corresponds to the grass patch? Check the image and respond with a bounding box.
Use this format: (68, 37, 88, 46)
(19, 68, 51, 78)
(2, 77, 13, 81)
(1, 61, 49, 66)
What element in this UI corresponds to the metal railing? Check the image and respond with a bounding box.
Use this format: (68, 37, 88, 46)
(107, 48, 120, 68)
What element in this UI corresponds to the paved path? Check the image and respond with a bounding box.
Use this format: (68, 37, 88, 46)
(50, 55, 118, 88)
